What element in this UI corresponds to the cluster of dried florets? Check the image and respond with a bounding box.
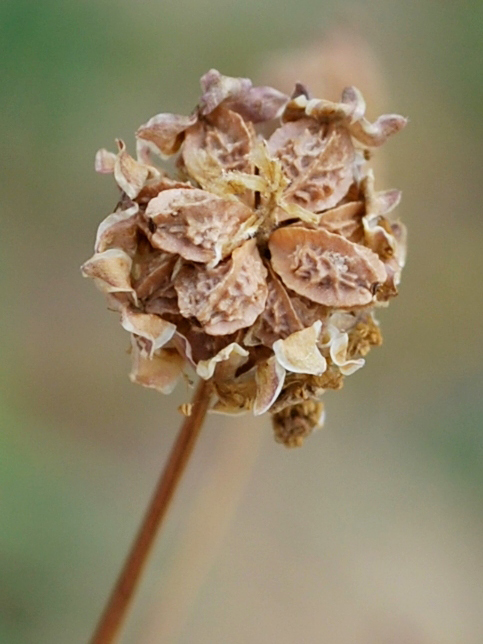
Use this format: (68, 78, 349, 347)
(82, 69, 407, 447)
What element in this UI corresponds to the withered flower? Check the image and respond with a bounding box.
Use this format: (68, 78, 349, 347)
(82, 69, 407, 447)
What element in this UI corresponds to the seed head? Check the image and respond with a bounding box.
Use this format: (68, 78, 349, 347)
(82, 69, 407, 446)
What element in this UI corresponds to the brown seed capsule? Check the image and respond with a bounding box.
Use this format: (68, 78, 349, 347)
(82, 70, 407, 446)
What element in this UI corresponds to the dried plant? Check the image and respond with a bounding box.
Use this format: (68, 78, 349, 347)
(82, 69, 406, 448)
(83, 69, 407, 643)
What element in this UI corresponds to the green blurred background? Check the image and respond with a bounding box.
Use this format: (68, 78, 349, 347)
(1, 1, 482, 642)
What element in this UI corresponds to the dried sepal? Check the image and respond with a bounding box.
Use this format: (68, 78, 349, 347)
(273, 202, 319, 226)
(273, 321, 327, 375)
(269, 226, 386, 307)
(325, 311, 358, 333)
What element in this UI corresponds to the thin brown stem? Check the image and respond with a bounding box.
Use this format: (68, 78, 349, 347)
(90, 379, 211, 644)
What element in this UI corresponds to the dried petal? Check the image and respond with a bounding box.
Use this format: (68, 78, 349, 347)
(171, 330, 195, 367)
(253, 356, 286, 415)
(95, 148, 117, 173)
(282, 92, 353, 124)
(289, 293, 329, 329)
(196, 342, 248, 380)
(363, 214, 397, 260)
(391, 220, 407, 269)
(144, 188, 253, 264)
(227, 85, 288, 123)
(328, 331, 365, 375)
(136, 177, 194, 207)
(181, 107, 255, 203)
(174, 323, 240, 365)
(244, 269, 303, 347)
(121, 306, 176, 358)
(340, 86, 366, 122)
(288, 86, 365, 124)
(132, 249, 177, 301)
(350, 114, 408, 147)
(94, 202, 139, 254)
(282, 86, 407, 148)
(136, 112, 197, 158)
(268, 120, 355, 213)
(198, 70, 288, 124)
(144, 292, 180, 319)
(81, 249, 136, 301)
(326, 311, 358, 333)
(317, 201, 365, 242)
(114, 139, 152, 199)
(273, 321, 327, 375)
(198, 69, 252, 115)
(374, 221, 407, 302)
(269, 226, 386, 307)
(174, 239, 268, 335)
(375, 189, 402, 215)
(130, 339, 184, 394)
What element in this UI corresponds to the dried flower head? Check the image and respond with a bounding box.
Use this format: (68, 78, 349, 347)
(82, 69, 407, 447)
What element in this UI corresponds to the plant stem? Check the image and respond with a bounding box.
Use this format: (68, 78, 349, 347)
(90, 379, 211, 644)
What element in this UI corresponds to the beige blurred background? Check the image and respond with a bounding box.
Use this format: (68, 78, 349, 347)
(1, 1, 482, 642)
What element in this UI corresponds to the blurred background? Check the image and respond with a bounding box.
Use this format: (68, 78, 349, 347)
(1, 0, 482, 642)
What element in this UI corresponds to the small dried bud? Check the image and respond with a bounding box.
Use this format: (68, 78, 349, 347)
(272, 400, 325, 448)
(82, 70, 407, 446)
